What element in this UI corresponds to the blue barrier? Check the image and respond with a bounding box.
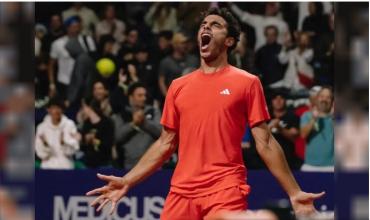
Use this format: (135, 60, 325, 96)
(36, 169, 334, 220)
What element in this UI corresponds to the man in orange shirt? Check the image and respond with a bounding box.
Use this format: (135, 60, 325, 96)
(86, 8, 324, 219)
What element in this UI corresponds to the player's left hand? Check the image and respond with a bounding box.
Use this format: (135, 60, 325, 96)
(290, 191, 325, 217)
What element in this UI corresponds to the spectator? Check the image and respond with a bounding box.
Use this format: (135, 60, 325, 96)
(62, 3, 99, 36)
(255, 25, 285, 86)
(302, 2, 330, 37)
(42, 14, 66, 55)
(300, 86, 334, 172)
(35, 24, 49, 100)
(270, 32, 314, 93)
(230, 3, 290, 50)
(118, 27, 140, 63)
(48, 16, 96, 100)
(133, 44, 159, 104)
(158, 32, 198, 97)
(153, 31, 173, 64)
(229, 32, 256, 73)
(112, 83, 161, 169)
(312, 13, 334, 85)
(95, 4, 126, 55)
(268, 91, 301, 169)
(79, 81, 114, 168)
(145, 2, 178, 34)
(35, 98, 80, 169)
(110, 62, 139, 114)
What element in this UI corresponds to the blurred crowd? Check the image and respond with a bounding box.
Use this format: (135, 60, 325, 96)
(34, 2, 336, 172)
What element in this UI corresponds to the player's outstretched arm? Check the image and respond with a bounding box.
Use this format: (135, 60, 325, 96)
(251, 122, 325, 217)
(86, 127, 177, 214)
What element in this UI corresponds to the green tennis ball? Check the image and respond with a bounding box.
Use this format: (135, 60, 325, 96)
(96, 58, 116, 78)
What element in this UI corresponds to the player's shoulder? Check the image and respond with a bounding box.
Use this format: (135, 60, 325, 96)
(228, 65, 260, 82)
(171, 69, 199, 85)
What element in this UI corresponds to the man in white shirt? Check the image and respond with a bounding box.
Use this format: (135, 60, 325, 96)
(48, 16, 96, 99)
(230, 3, 290, 51)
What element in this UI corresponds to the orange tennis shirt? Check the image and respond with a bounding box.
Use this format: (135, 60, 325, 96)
(160, 65, 270, 197)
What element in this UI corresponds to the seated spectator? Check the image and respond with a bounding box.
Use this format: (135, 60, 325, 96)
(158, 32, 198, 98)
(79, 81, 114, 168)
(255, 25, 285, 86)
(153, 30, 173, 64)
(112, 83, 161, 169)
(230, 2, 290, 50)
(270, 32, 314, 93)
(96, 4, 126, 55)
(62, 3, 99, 36)
(133, 44, 159, 104)
(35, 98, 80, 169)
(300, 86, 334, 172)
(267, 91, 301, 169)
(118, 27, 140, 63)
(229, 32, 256, 73)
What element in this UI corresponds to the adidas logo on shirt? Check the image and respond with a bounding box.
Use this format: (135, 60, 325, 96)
(220, 89, 231, 95)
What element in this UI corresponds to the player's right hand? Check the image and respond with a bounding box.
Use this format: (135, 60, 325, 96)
(86, 173, 131, 215)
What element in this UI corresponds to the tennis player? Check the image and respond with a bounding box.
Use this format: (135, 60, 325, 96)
(86, 8, 325, 220)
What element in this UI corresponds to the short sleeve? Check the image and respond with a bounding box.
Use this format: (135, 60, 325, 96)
(247, 77, 270, 127)
(50, 41, 58, 59)
(160, 83, 179, 130)
(300, 112, 311, 128)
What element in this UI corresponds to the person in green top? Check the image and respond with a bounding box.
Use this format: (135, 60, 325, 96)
(300, 86, 334, 172)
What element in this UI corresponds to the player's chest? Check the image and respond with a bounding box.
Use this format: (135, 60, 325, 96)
(175, 83, 245, 116)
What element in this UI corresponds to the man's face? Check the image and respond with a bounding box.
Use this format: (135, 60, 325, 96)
(173, 41, 187, 54)
(317, 88, 333, 113)
(50, 15, 62, 30)
(198, 15, 233, 62)
(130, 87, 147, 108)
(158, 36, 171, 50)
(93, 82, 108, 101)
(298, 33, 310, 48)
(127, 30, 138, 45)
(105, 6, 115, 20)
(67, 22, 81, 37)
(271, 95, 286, 111)
(135, 51, 148, 63)
(48, 105, 63, 123)
(265, 27, 278, 44)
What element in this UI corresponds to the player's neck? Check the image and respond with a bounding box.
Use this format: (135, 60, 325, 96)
(200, 54, 229, 74)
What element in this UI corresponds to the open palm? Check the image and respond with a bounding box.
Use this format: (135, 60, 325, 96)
(290, 191, 326, 217)
(86, 173, 130, 214)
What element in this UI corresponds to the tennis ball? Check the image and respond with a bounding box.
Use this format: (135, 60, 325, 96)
(96, 58, 115, 78)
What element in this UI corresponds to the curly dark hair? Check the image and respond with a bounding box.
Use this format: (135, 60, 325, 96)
(199, 7, 241, 53)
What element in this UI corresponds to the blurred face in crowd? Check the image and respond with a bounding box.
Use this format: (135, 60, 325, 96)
(135, 51, 148, 63)
(265, 2, 280, 16)
(173, 40, 187, 55)
(93, 82, 108, 102)
(127, 29, 139, 45)
(105, 5, 115, 20)
(329, 13, 334, 31)
(48, 105, 63, 124)
(298, 32, 310, 48)
(129, 87, 147, 109)
(265, 26, 278, 45)
(104, 41, 114, 54)
(317, 88, 333, 113)
(158, 36, 171, 50)
(198, 15, 234, 62)
(271, 95, 286, 111)
(50, 15, 62, 31)
(308, 2, 316, 15)
(67, 21, 81, 37)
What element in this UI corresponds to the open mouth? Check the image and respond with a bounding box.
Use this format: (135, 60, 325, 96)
(201, 34, 212, 49)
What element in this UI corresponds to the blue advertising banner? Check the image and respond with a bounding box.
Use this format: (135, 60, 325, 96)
(36, 169, 334, 220)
